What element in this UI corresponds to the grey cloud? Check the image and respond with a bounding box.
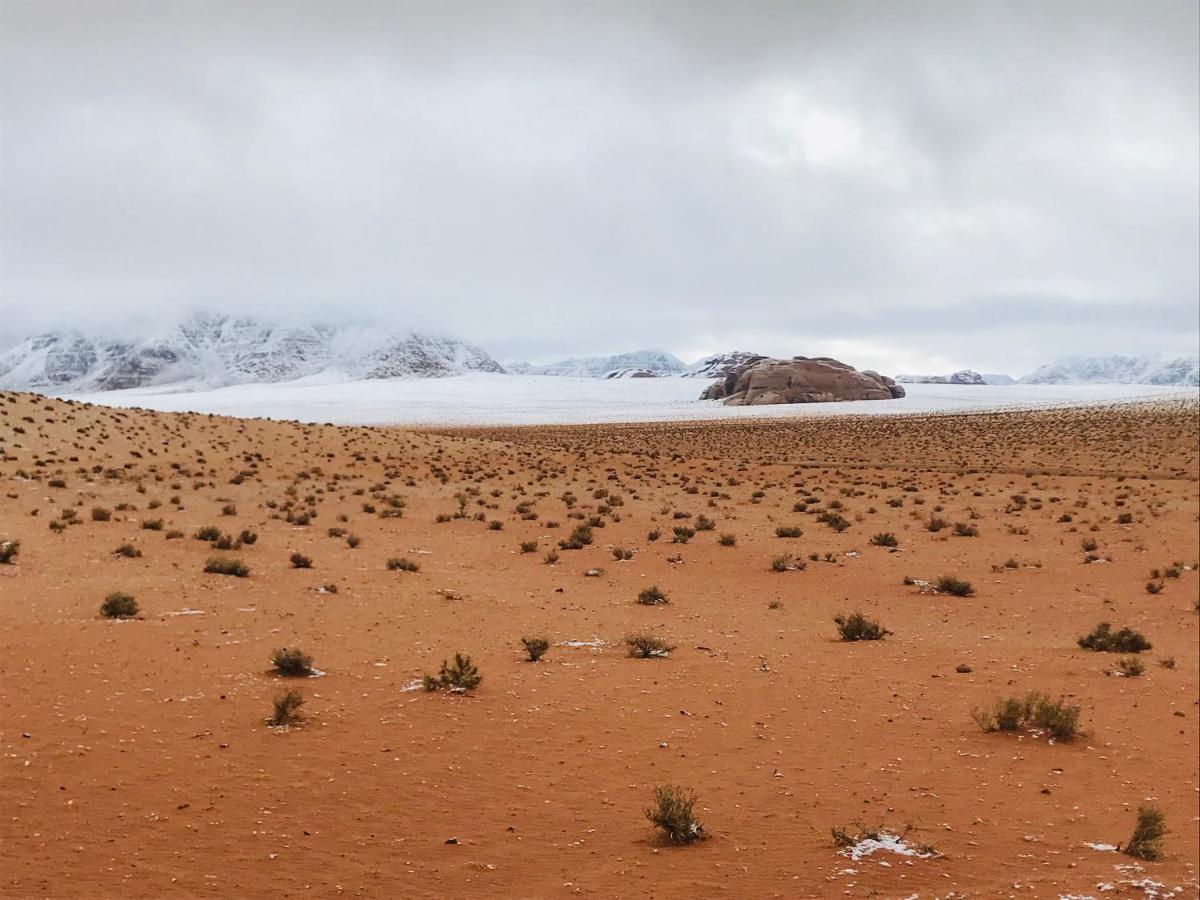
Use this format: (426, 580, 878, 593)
(2, 1, 1196, 375)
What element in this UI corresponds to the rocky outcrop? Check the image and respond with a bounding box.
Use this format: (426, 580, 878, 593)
(685, 351, 767, 379)
(700, 356, 904, 405)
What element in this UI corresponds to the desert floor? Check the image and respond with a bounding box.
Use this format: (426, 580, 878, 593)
(1, 392, 1197, 898)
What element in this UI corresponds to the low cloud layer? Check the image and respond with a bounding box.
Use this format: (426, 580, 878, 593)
(2, 1, 1197, 375)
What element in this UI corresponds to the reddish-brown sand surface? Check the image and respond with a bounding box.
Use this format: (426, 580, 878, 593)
(1, 391, 1197, 898)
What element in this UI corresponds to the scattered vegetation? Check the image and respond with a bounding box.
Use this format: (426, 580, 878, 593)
(644, 785, 705, 844)
(935, 575, 975, 596)
(204, 557, 249, 577)
(271, 647, 315, 677)
(100, 591, 139, 619)
(972, 693, 1081, 741)
(268, 689, 305, 727)
(833, 612, 890, 641)
(521, 636, 550, 662)
(1078, 622, 1151, 653)
(625, 633, 675, 658)
(1121, 806, 1166, 861)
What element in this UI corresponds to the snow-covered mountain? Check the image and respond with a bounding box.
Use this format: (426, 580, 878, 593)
(895, 370, 987, 385)
(684, 351, 765, 379)
(1020, 354, 1199, 386)
(979, 373, 1016, 385)
(0, 313, 503, 392)
(507, 350, 687, 378)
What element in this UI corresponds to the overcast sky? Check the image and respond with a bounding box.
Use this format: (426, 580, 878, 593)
(1, 1, 1197, 375)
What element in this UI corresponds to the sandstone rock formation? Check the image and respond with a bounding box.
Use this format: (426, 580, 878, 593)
(700, 356, 904, 405)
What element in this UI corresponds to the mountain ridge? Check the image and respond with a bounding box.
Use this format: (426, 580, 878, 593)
(0, 313, 503, 392)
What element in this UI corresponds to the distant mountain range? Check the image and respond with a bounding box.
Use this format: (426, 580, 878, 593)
(504, 350, 687, 378)
(895, 370, 1014, 385)
(2, 317, 1196, 393)
(1018, 354, 1199, 386)
(0, 313, 502, 392)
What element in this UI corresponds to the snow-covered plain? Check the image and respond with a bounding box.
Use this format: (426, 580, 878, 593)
(61, 374, 1198, 427)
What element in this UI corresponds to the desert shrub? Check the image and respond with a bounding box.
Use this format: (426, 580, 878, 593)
(221, 503, 237, 516)
(1078, 622, 1151, 653)
(870, 532, 898, 547)
(926, 516, 948, 533)
(271, 647, 315, 677)
(833, 612, 890, 641)
(972, 693, 1081, 741)
(268, 689, 305, 726)
(165, 530, 184, 540)
(195, 525, 221, 541)
(239, 529, 258, 545)
(386, 557, 419, 572)
(1116, 512, 1134, 524)
(346, 534, 361, 548)
(1080, 537, 1098, 553)
(1116, 656, 1144, 677)
(671, 526, 694, 544)
(771, 553, 804, 572)
(818, 512, 850, 532)
(775, 525, 803, 538)
(543, 549, 559, 565)
(520, 541, 538, 554)
(625, 633, 675, 658)
(141, 518, 164, 531)
(1122, 806, 1166, 861)
(113, 542, 142, 558)
(695, 515, 715, 531)
(521, 636, 550, 662)
(100, 591, 139, 619)
(645, 785, 705, 844)
(204, 557, 249, 577)
(637, 585, 669, 606)
(613, 547, 634, 560)
(717, 533, 736, 547)
(290, 552, 312, 569)
(429, 653, 482, 691)
(767, 599, 783, 609)
(647, 529, 661, 542)
(0, 539, 19, 565)
(91, 507, 111, 522)
(1145, 581, 1163, 594)
(935, 575, 974, 596)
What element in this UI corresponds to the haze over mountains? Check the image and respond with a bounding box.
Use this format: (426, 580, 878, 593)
(0, 314, 1197, 392)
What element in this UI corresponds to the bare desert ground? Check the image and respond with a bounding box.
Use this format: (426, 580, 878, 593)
(1, 391, 1197, 898)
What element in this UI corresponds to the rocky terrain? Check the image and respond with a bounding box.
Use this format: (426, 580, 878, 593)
(0, 313, 503, 392)
(1021, 354, 1200, 386)
(1, 391, 1196, 897)
(683, 351, 766, 379)
(701, 356, 904, 404)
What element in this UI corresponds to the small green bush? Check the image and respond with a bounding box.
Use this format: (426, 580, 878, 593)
(637, 585, 669, 606)
(972, 692, 1081, 741)
(936, 575, 974, 596)
(429, 653, 482, 691)
(625, 633, 675, 658)
(100, 591, 139, 619)
(521, 636, 550, 662)
(205, 557, 249, 577)
(1078, 622, 1151, 653)
(1122, 806, 1166, 861)
(834, 612, 890, 641)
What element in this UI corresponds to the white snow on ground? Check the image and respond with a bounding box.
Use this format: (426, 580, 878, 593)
(62, 374, 1198, 427)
